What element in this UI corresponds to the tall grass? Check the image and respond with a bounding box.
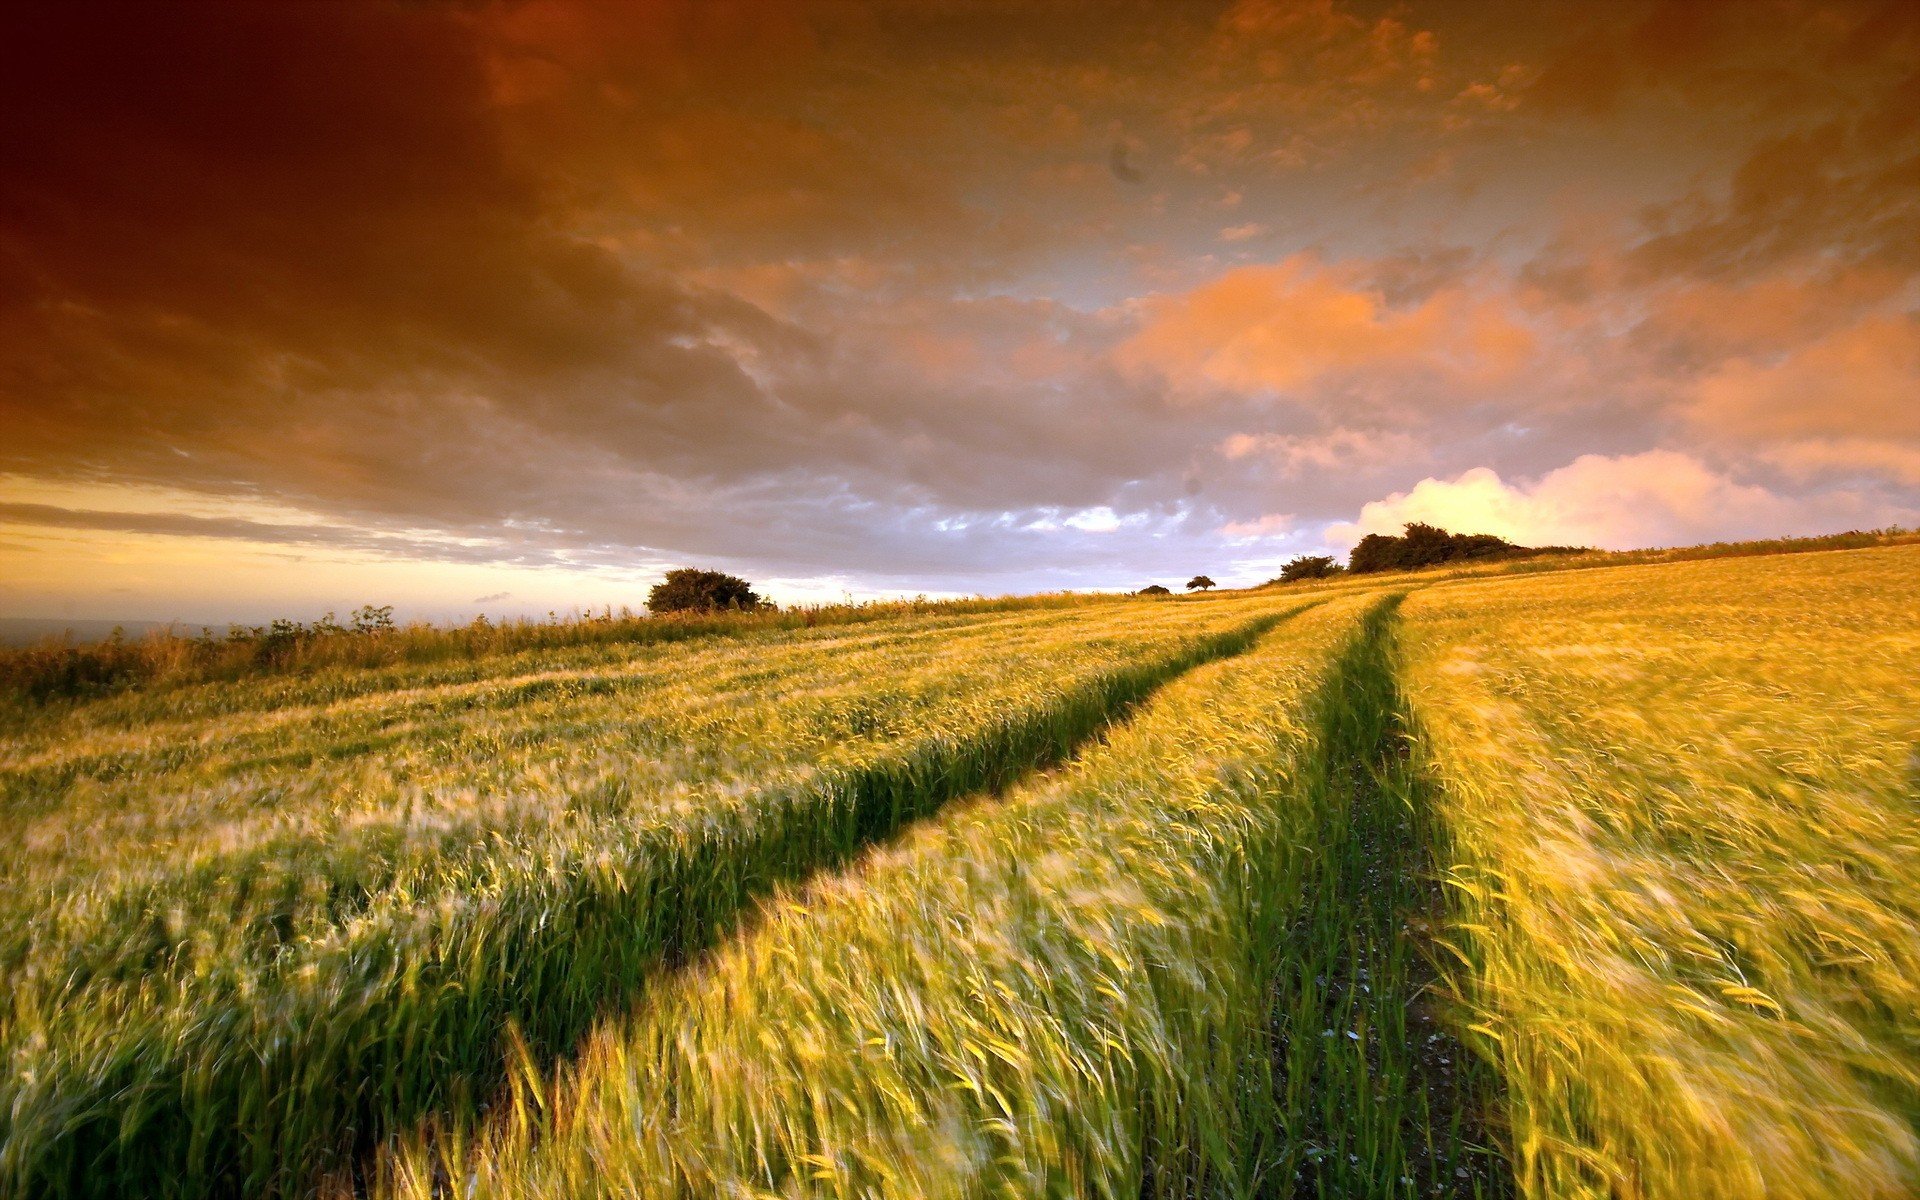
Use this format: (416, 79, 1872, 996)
(0, 602, 1087, 750)
(1402, 544, 1920, 1199)
(0, 607, 1166, 943)
(0, 597, 1295, 1198)
(9, 534, 1912, 1199)
(0, 591, 1135, 708)
(373, 595, 1382, 1200)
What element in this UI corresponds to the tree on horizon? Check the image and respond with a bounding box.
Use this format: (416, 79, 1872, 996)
(648, 568, 764, 614)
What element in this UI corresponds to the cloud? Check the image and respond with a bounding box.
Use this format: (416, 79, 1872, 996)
(1678, 312, 1920, 487)
(1689, 315, 1920, 443)
(1220, 428, 1425, 476)
(0, 1, 784, 513)
(1632, 268, 1909, 362)
(1323, 451, 1916, 552)
(1218, 513, 1296, 539)
(1, 1, 1918, 617)
(0, 502, 590, 569)
(1203, 0, 1441, 114)
(1116, 255, 1533, 402)
(1759, 440, 1920, 488)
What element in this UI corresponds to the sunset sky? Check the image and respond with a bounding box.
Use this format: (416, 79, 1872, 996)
(3, 0, 1917, 622)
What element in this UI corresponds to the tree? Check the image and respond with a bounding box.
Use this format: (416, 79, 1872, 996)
(1347, 532, 1399, 574)
(1348, 523, 1524, 574)
(648, 568, 763, 614)
(1136, 583, 1171, 596)
(1186, 575, 1216, 591)
(1276, 555, 1342, 583)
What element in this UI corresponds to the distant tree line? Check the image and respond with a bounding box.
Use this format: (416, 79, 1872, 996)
(1267, 522, 1590, 585)
(1348, 522, 1531, 573)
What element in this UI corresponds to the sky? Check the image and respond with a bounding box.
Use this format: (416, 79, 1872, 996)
(3, 0, 1917, 623)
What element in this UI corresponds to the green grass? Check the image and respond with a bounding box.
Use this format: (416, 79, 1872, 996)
(373, 595, 1384, 1200)
(0, 598, 1295, 1198)
(1266, 596, 1509, 1197)
(372, 591, 1522, 1200)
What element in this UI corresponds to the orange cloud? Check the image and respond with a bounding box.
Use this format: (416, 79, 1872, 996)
(1690, 315, 1920, 443)
(1686, 313, 1920, 485)
(1761, 440, 1920, 487)
(1218, 512, 1296, 539)
(1215, 0, 1438, 92)
(1116, 255, 1533, 399)
(1220, 428, 1424, 476)
(1639, 269, 1908, 359)
(2, 0, 1916, 614)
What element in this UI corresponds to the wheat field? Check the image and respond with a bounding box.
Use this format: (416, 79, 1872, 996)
(2, 544, 1916, 1199)
(1401, 546, 1920, 1200)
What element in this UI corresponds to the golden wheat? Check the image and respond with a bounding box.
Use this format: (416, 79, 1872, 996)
(0, 593, 1294, 1197)
(1401, 545, 1920, 1200)
(372, 596, 1384, 1200)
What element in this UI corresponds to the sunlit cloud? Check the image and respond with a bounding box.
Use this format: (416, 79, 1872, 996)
(1116, 255, 1534, 402)
(1326, 452, 1920, 553)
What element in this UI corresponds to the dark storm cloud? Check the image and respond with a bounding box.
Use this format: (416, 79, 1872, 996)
(0, 2, 776, 509)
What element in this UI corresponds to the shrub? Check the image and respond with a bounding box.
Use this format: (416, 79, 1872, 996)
(646, 569, 764, 615)
(1136, 584, 1172, 596)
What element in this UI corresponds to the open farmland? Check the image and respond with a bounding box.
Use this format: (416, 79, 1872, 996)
(1400, 547, 1920, 1199)
(2, 544, 1918, 1199)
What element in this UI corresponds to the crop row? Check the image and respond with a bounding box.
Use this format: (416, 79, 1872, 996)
(2, 603, 1273, 982)
(0, 590, 1138, 711)
(1, 604, 1180, 956)
(373, 594, 1390, 1199)
(1, 595, 1295, 1197)
(1402, 546, 1920, 1200)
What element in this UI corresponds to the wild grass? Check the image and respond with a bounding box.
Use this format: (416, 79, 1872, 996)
(0, 596, 1293, 1198)
(372, 593, 1521, 1200)
(0, 590, 1140, 709)
(1401, 543, 1920, 1200)
(0, 602, 1093, 744)
(372, 594, 1385, 1200)
(0, 607, 1160, 914)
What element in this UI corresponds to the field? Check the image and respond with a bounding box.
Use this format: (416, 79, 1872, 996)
(1, 543, 1916, 1198)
